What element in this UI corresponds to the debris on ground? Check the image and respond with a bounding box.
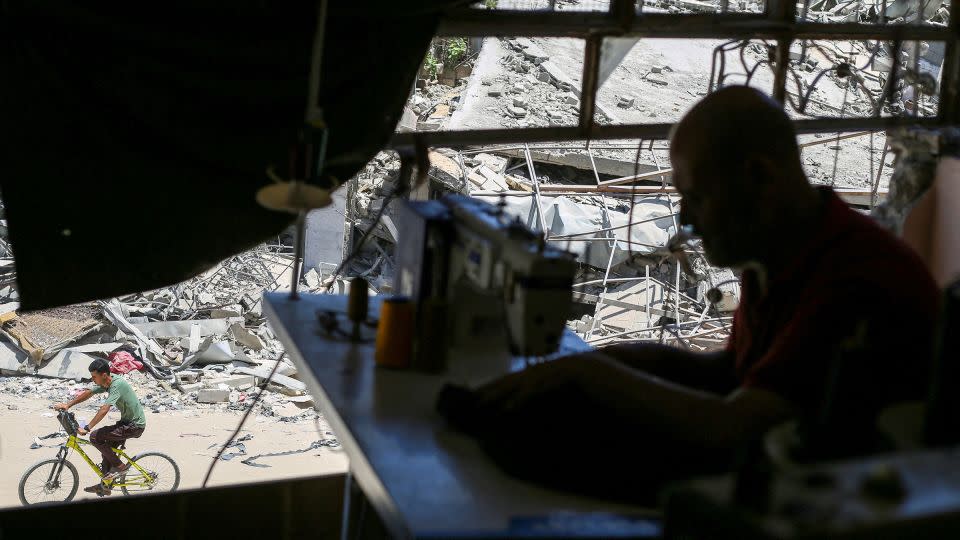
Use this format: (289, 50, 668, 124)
(0, 236, 335, 426)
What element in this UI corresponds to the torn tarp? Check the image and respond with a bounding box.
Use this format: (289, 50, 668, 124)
(0, 1, 465, 310)
(473, 194, 678, 269)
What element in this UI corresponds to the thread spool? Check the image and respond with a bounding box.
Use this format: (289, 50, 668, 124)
(348, 277, 369, 341)
(375, 296, 414, 369)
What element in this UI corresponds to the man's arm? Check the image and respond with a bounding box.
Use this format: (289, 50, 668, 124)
(84, 404, 112, 434)
(584, 356, 794, 450)
(54, 389, 93, 411)
(600, 343, 737, 394)
(477, 353, 793, 452)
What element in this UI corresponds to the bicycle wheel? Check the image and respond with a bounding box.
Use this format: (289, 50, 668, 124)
(18, 458, 79, 506)
(120, 452, 180, 495)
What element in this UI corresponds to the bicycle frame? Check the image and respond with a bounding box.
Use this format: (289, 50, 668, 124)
(61, 435, 155, 489)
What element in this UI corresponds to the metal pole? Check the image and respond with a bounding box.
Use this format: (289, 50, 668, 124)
(645, 264, 651, 332)
(579, 36, 603, 136)
(523, 144, 550, 235)
(585, 242, 619, 340)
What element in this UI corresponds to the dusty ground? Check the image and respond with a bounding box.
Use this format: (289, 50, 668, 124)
(0, 394, 347, 509)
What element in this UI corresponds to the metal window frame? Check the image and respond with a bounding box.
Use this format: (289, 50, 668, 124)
(391, 0, 960, 150)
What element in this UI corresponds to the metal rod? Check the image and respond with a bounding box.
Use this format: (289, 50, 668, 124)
(871, 142, 891, 208)
(798, 130, 873, 149)
(290, 210, 307, 300)
(436, 12, 950, 41)
(645, 264, 651, 328)
(306, 0, 329, 121)
(586, 146, 617, 250)
(586, 242, 619, 339)
(548, 212, 679, 239)
(523, 144, 549, 235)
(579, 36, 603, 136)
(390, 117, 941, 149)
(587, 317, 733, 343)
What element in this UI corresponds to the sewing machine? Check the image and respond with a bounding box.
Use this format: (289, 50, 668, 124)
(394, 194, 577, 368)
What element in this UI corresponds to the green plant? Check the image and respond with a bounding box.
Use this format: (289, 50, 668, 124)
(484, 0, 498, 8)
(424, 50, 440, 78)
(445, 38, 468, 64)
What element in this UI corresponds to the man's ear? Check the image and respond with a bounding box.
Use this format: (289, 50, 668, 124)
(743, 154, 778, 186)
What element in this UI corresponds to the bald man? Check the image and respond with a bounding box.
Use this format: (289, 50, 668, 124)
(463, 86, 939, 500)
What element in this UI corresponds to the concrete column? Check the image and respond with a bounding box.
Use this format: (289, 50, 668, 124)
(304, 189, 347, 276)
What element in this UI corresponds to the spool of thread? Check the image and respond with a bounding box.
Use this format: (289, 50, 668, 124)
(347, 277, 369, 341)
(375, 296, 414, 369)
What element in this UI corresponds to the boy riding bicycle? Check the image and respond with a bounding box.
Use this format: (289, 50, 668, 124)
(54, 358, 147, 496)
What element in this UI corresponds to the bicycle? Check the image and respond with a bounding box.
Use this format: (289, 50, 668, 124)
(18, 410, 180, 505)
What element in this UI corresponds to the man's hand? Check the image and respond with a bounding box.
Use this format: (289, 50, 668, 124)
(53, 403, 70, 411)
(77, 427, 89, 436)
(476, 353, 610, 413)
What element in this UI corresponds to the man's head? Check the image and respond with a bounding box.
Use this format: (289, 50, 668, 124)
(670, 86, 814, 268)
(88, 359, 112, 388)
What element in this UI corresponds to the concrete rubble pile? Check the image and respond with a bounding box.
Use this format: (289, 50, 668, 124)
(479, 37, 596, 128)
(345, 142, 736, 351)
(408, 80, 472, 132)
(804, 0, 948, 24)
(0, 241, 328, 420)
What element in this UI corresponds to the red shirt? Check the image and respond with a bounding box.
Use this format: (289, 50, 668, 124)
(727, 188, 939, 414)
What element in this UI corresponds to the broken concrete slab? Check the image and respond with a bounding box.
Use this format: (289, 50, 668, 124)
(209, 308, 242, 319)
(229, 323, 265, 351)
(103, 300, 167, 363)
(256, 359, 297, 377)
(132, 318, 242, 339)
(474, 153, 509, 175)
(511, 37, 549, 63)
(36, 350, 98, 380)
(303, 268, 322, 290)
(0, 302, 19, 316)
(4, 304, 103, 364)
(645, 73, 668, 86)
(192, 340, 248, 365)
(507, 106, 527, 118)
(396, 106, 418, 133)
(428, 151, 464, 189)
(197, 388, 230, 403)
(207, 375, 255, 390)
(187, 323, 201, 356)
(539, 61, 576, 93)
(232, 366, 305, 394)
(0, 340, 30, 375)
(286, 395, 315, 408)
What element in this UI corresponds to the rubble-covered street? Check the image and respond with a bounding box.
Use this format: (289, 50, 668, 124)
(0, 230, 349, 507)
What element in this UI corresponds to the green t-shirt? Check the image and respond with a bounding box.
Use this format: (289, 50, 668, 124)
(89, 375, 146, 428)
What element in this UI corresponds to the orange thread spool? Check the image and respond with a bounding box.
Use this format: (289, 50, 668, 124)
(375, 296, 414, 369)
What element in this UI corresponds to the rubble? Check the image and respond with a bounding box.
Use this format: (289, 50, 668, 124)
(0, 233, 330, 424)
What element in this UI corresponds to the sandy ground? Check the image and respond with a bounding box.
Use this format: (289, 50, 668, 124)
(0, 394, 348, 509)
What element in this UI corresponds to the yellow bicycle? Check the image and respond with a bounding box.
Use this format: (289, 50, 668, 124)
(18, 410, 180, 505)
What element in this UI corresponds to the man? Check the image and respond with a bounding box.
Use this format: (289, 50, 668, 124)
(469, 86, 939, 499)
(54, 358, 147, 496)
